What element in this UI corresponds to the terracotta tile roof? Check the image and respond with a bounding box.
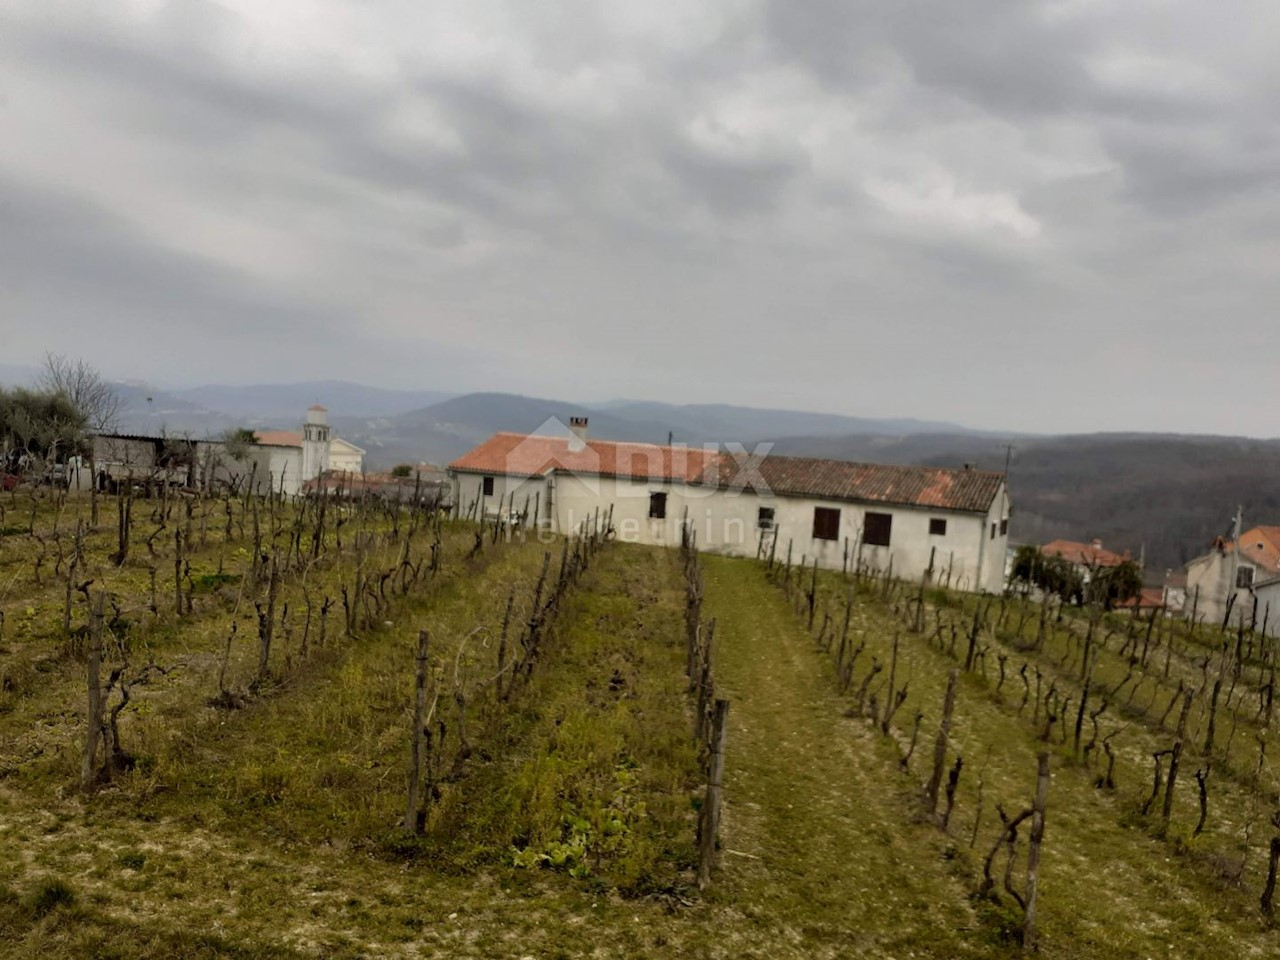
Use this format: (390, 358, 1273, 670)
(713, 454, 1004, 513)
(1116, 588, 1165, 610)
(1219, 526, 1280, 574)
(1041, 539, 1129, 568)
(448, 432, 720, 483)
(254, 430, 303, 447)
(449, 433, 1005, 513)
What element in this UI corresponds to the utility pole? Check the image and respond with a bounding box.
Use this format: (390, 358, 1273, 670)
(1228, 505, 1243, 627)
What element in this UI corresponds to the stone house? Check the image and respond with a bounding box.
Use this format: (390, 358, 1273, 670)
(448, 417, 1010, 593)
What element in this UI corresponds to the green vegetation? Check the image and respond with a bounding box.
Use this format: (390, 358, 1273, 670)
(4, 484, 1279, 957)
(1010, 544, 1142, 609)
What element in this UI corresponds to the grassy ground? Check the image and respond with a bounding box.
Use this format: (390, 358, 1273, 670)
(759, 558, 1280, 959)
(697, 555, 999, 960)
(1, 515, 709, 958)
(5, 490, 1276, 958)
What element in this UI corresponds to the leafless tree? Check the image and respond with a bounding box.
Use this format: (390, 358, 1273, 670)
(38, 353, 121, 433)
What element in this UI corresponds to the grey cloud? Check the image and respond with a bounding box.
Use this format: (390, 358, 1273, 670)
(3, 1, 1280, 435)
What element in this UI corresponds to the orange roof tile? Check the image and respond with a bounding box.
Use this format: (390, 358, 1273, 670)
(716, 454, 1004, 514)
(448, 432, 720, 483)
(254, 430, 303, 447)
(1116, 588, 1165, 610)
(1219, 526, 1280, 574)
(1041, 539, 1129, 567)
(449, 432, 1005, 513)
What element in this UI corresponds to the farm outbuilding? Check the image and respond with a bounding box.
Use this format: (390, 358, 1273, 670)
(449, 418, 1010, 593)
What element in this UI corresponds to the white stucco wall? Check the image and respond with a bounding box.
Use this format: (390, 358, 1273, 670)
(452, 468, 1009, 593)
(1251, 580, 1280, 637)
(329, 439, 364, 475)
(1187, 550, 1260, 629)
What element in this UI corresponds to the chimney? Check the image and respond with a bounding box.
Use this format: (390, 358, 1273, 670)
(1091, 538, 1102, 549)
(568, 416, 589, 443)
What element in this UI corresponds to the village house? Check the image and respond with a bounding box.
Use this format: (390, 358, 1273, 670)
(1039, 538, 1130, 577)
(448, 418, 1010, 593)
(86, 406, 364, 497)
(1186, 525, 1280, 633)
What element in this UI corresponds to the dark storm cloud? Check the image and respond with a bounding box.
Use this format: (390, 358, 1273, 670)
(2, 1, 1279, 434)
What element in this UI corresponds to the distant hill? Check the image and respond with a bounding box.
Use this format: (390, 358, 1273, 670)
(113, 383, 236, 436)
(597, 400, 1003, 442)
(333, 393, 682, 468)
(172, 381, 456, 421)
(335, 392, 1006, 470)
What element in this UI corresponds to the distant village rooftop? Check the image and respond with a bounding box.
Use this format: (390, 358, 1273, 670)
(1040, 539, 1129, 568)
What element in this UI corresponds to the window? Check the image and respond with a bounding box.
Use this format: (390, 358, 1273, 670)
(1237, 566, 1255, 589)
(1000, 518, 1009, 536)
(864, 511, 892, 547)
(813, 506, 840, 541)
(990, 523, 997, 540)
(757, 506, 776, 530)
(648, 491, 667, 520)
(929, 518, 947, 536)
(482, 475, 494, 496)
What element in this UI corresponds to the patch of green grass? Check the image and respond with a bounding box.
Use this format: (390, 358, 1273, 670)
(433, 547, 699, 892)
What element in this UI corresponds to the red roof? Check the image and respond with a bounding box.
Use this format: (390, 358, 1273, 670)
(1041, 539, 1129, 568)
(448, 432, 720, 483)
(715, 454, 1004, 514)
(1217, 526, 1280, 574)
(449, 432, 1005, 514)
(254, 430, 303, 447)
(1116, 588, 1165, 610)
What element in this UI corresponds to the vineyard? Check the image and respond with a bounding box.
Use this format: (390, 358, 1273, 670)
(2, 485, 1279, 958)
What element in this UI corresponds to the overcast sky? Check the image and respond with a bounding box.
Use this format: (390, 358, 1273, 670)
(2, 1, 1278, 435)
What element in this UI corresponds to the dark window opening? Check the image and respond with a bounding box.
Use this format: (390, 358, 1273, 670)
(990, 523, 997, 540)
(758, 506, 776, 529)
(1000, 518, 1009, 536)
(813, 506, 840, 541)
(864, 512, 892, 547)
(481, 475, 494, 496)
(1237, 566, 1255, 589)
(929, 518, 947, 536)
(649, 491, 667, 520)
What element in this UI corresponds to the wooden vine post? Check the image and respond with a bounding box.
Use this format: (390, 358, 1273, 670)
(403, 629, 431, 833)
(80, 592, 106, 791)
(1024, 751, 1050, 951)
(697, 698, 730, 890)
(925, 668, 960, 820)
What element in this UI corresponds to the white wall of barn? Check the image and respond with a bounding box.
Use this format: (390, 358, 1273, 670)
(452, 468, 1009, 592)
